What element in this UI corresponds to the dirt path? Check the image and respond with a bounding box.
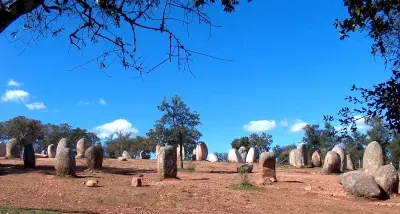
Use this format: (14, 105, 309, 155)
(1, 158, 399, 214)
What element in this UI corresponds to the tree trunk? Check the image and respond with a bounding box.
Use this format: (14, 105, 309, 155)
(0, 0, 44, 34)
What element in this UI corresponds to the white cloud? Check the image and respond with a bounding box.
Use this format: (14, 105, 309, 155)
(7, 79, 22, 87)
(280, 118, 289, 127)
(95, 119, 139, 138)
(243, 120, 276, 132)
(1, 90, 29, 103)
(98, 99, 107, 105)
(290, 119, 308, 132)
(26, 102, 46, 110)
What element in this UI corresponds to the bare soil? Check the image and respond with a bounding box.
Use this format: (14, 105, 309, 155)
(1, 158, 400, 214)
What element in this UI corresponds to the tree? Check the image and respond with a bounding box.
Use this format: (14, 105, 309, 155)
(389, 134, 400, 169)
(153, 95, 202, 168)
(231, 132, 273, 156)
(0, 0, 250, 74)
(326, 1, 400, 136)
(272, 143, 296, 164)
(0, 116, 44, 147)
(336, 0, 400, 68)
(365, 117, 393, 161)
(342, 131, 367, 168)
(302, 124, 322, 153)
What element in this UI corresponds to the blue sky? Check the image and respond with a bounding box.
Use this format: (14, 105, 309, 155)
(0, 1, 393, 154)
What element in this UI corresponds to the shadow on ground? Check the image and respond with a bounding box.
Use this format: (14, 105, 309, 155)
(0, 161, 155, 177)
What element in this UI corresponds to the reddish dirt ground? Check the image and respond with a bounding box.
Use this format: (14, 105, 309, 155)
(1, 158, 400, 214)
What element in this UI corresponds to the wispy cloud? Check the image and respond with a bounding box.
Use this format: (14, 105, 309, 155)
(290, 119, 307, 132)
(243, 120, 276, 132)
(26, 102, 46, 110)
(77, 101, 91, 106)
(95, 119, 139, 138)
(1, 90, 29, 103)
(78, 98, 107, 106)
(98, 99, 107, 105)
(7, 79, 22, 87)
(280, 117, 289, 127)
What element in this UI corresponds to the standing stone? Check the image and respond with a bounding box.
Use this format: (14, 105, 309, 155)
(289, 149, 296, 166)
(122, 151, 131, 159)
(289, 149, 303, 168)
(340, 171, 381, 198)
(297, 143, 308, 166)
(363, 141, 384, 174)
(228, 148, 243, 163)
(311, 150, 321, 167)
(259, 152, 277, 184)
(208, 153, 218, 162)
(75, 138, 86, 159)
(156, 143, 163, 158)
(332, 145, 346, 172)
(196, 142, 208, 161)
(0, 141, 6, 157)
(246, 146, 256, 163)
(177, 145, 185, 161)
(374, 164, 399, 195)
(346, 154, 355, 171)
(238, 146, 247, 163)
(85, 144, 104, 170)
(157, 146, 177, 179)
(322, 151, 341, 174)
(23, 144, 36, 168)
(6, 138, 20, 158)
(55, 147, 76, 177)
(47, 144, 57, 158)
(56, 138, 71, 154)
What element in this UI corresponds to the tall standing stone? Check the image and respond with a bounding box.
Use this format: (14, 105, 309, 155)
(157, 145, 177, 179)
(332, 145, 346, 172)
(75, 138, 86, 159)
(322, 151, 341, 174)
(311, 150, 321, 167)
(297, 143, 308, 166)
(55, 138, 76, 176)
(85, 144, 104, 170)
(6, 138, 20, 158)
(363, 141, 384, 174)
(346, 154, 355, 171)
(47, 144, 57, 158)
(228, 148, 243, 163)
(363, 141, 384, 173)
(238, 146, 247, 163)
(196, 142, 208, 161)
(55, 147, 76, 176)
(156, 143, 163, 158)
(0, 141, 6, 157)
(23, 144, 36, 168)
(246, 146, 256, 163)
(56, 138, 70, 155)
(289, 149, 303, 168)
(177, 145, 185, 161)
(259, 152, 277, 184)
